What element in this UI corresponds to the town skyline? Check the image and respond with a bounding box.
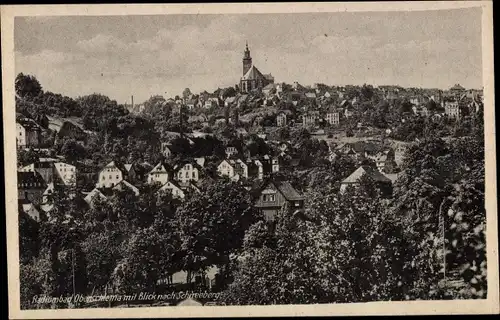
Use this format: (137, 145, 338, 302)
(15, 8, 483, 104)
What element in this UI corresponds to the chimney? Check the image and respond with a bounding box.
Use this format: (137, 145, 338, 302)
(131, 95, 134, 108)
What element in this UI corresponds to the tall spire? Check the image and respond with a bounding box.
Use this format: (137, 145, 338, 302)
(244, 41, 250, 58)
(243, 41, 252, 75)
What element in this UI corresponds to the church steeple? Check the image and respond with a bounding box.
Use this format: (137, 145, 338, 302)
(243, 41, 252, 76)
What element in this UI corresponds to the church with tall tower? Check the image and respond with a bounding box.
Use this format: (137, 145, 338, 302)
(239, 42, 274, 93)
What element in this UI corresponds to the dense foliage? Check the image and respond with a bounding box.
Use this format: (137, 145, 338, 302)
(17, 74, 486, 307)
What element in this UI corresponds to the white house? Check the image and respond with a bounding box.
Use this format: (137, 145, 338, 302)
(53, 162, 76, 186)
(16, 119, 40, 148)
(158, 181, 185, 200)
(19, 160, 76, 187)
(217, 159, 248, 180)
(174, 162, 201, 183)
(445, 101, 460, 119)
(276, 112, 287, 127)
(147, 162, 171, 185)
(325, 108, 340, 125)
(97, 161, 126, 188)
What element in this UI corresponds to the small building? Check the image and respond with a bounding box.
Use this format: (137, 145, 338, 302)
(444, 101, 460, 119)
(173, 161, 202, 183)
(217, 159, 248, 180)
(305, 92, 317, 100)
(16, 118, 41, 148)
(158, 180, 185, 200)
(254, 181, 305, 221)
(47, 116, 87, 143)
(53, 162, 77, 186)
(147, 162, 173, 186)
(340, 165, 393, 197)
(18, 171, 47, 206)
(276, 112, 287, 127)
(248, 159, 265, 180)
(19, 199, 41, 222)
(96, 161, 127, 189)
(302, 111, 320, 127)
(325, 107, 340, 126)
(161, 142, 173, 158)
(124, 162, 150, 184)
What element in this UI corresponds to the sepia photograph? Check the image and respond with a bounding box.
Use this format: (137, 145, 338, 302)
(2, 1, 498, 318)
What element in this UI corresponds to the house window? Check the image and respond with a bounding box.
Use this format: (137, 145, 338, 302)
(263, 194, 276, 202)
(192, 171, 196, 179)
(109, 175, 112, 179)
(116, 175, 119, 179)
(102, 176, 105, 180)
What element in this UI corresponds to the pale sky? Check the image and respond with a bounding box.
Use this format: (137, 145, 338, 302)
(15, 8, 483, 104)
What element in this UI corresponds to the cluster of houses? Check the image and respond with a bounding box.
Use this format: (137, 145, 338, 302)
(18, 43, 478, 225)
(17, 120, 407, 224)
(16, 112, 90, 151)
(17, 157, 77, 221)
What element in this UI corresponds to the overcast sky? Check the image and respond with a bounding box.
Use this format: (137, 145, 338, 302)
(15, 8, 482, 104)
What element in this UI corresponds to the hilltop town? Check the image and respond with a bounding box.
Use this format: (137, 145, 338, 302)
(16, 44, 486, 307)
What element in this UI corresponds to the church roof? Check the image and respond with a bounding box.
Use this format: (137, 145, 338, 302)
(242, 65, 265, 81)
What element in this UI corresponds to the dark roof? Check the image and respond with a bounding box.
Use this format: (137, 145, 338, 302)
(274, 181, 304, 201)
(17, 118, 41, 131)
(342, 165, 391, 184)
(102, 160, 128, 174)
(346, 141, 383, 156)
(17, 171, 47, 188)
(242, 66, 265, 81)
(172, 159, 203, 173)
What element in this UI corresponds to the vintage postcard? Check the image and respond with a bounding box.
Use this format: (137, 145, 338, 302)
(2, 1, 498, 318)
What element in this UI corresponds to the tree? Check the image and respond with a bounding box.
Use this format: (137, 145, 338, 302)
(223, 204, 326, 305)
(19, 211, 41, 264)
(17, 148, 40, 167)
(60, 139, 86, 163)
(182, 88, 192, 100)
(20, 250, 55, 309)
(175, 181, 262, 282)
(16, 73, 43, 98)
